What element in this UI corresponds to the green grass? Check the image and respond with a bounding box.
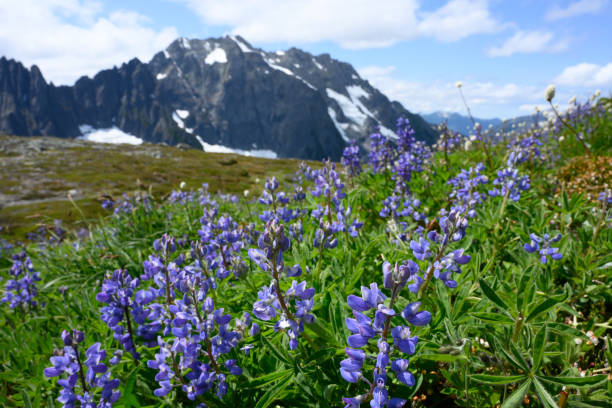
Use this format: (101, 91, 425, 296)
(0, 136, 318, 240)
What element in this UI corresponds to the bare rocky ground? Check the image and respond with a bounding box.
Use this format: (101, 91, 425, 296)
(0, 135, 168, 208)
(0, 134, 303, 239)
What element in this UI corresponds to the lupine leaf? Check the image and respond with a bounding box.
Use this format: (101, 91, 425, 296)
(538, 374, 608, 388)
(527, 289, 570, 322)
(479, 278, 511, 314)
(501, 379, 532, 408)
(260, 333, 292, 365)
(417, 353, 467, 362)
(471, 312, 515, 324)
(254, 371, 293, 408)
(533, 377, 558, 408)
(471, 374, 527, 385)
(532, 326, 547, 372)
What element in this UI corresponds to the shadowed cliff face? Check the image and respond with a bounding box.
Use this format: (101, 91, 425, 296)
(0, 36, 438, 160)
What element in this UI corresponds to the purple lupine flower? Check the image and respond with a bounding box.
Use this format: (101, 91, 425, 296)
(409, 238, 431, 260)
(523, 232, 563, 264)
(250, 219, 316, 350)
(447, 163, 488, 218)
(1, 251, 41, 309)
(341, 262, 427, 406)
(368, 130, 393, 173)
(258, 177, 302, 223)
(96, 269, 145, 359)
(147, 294, 244, 400)
(507, 130, 543, 167)
(342, 140, 362, 179)
(488, 167, 530, 202)
(391, 117, 431, 194)
(101, 198, 115, 210)
(197, 214, 248, 280)
(599, 189, 612, 205)
(44, 330, 121, 407)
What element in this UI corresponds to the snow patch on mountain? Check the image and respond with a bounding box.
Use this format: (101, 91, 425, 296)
(172, 111, 185, 129)
(327, 107, 350, 143)
(326, 88, 369, 126)
(312, 58, 325, 70)
(176, 110, 189, 119)
(263, 59, 316, 90)
(205, 48, 227, 65)
(229, 35, 255, 53)
(79, 125, 143, 145)
(194, 135, 277, 158)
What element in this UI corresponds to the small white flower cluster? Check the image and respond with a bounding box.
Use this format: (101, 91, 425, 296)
(474, 336, 490, 348)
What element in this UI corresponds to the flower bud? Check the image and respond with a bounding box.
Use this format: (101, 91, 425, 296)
(545, 84, 556, 102)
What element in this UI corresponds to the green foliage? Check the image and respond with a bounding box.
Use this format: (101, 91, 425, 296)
(1, 108, 611, 407)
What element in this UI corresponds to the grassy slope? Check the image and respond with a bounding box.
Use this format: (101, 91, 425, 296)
(0, 135, 314, 239)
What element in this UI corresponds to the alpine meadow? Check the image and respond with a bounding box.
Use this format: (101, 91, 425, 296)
(1, 86, 611, 408)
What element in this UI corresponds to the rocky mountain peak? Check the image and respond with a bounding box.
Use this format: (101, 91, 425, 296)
(0, 36, 437, 160)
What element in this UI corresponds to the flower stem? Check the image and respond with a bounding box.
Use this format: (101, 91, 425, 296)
(549, 101, 592, 158)
(72, 344, 89, 392)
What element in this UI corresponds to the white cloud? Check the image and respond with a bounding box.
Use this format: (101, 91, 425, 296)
(555, 62, 612, 87)
(358, 65, 541, 117)
(181, 0, 503, 49)
(418, 0, 502, 42)
(487, 30, 568, 57)
(545, 0, 607, 21)
(0, 0, 178, 84)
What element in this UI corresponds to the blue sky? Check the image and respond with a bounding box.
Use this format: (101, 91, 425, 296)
(1, 0, 610, 118)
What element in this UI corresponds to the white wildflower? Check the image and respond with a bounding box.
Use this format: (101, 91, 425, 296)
(545, 84, 556, 102)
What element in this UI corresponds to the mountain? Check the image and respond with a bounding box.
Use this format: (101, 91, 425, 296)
(422, 111, 502, 135)
(0, 36, 437, 160)
(422, 111, 545, 140)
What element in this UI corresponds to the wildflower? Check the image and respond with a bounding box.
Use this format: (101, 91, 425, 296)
(341, 262, 430, 406)
(44, 330, 121, 407)
(523, 232, 563, 264)
(1, 251, 40, 309)
(250, 219, 315, 350)
(96, 269, 145, 359)
(342, 140, 362, 178)
(545, 84, 556, 102)
(456, 81, 463, 88)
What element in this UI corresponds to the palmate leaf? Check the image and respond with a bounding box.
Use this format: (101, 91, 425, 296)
(501, 379, 532, 408)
